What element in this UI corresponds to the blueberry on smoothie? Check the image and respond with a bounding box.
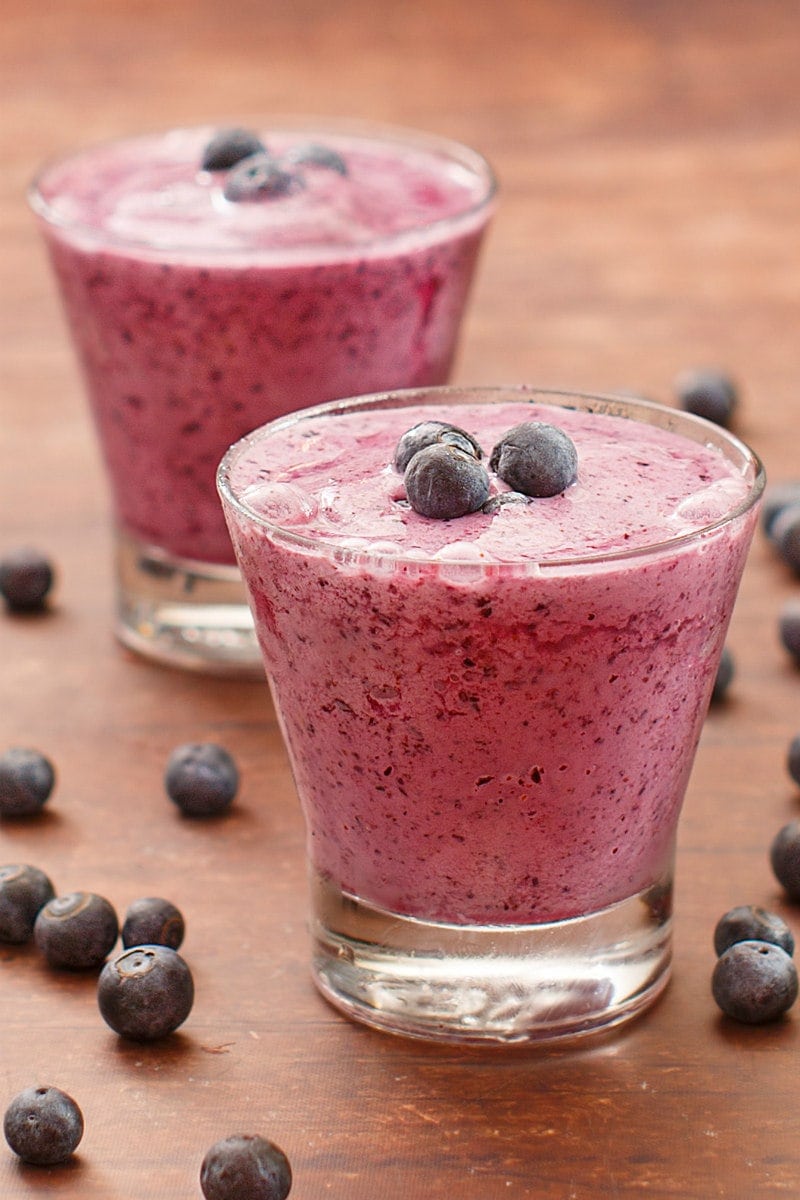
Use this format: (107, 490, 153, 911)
(713, 905, 794, 957)
(223, 154, 300, 202)
(712, 940, 798, 1023)
(200, 1133, 292, 1200)
(394, 420, 483, 472)
(489, 421, 578, 497)
(201, 127, 267, 171)
(282, 141, 348, 176)
(481, 491, 533, 515)
(403, 443, 490, 520)
(673, 367, 739, 428)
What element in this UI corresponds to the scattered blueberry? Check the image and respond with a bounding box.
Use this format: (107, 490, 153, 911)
(121, 896, 185, 951)
(0, 548, 54, 612)
(202, 128, 267, 171)
(710, 646, 735, 704)
(673, 367, 739, 428)
(711, 940, 798, 1023)
(772, 506, 800, 576)
(0, 748, 55, 818)
(164, 742, 240, 817)
(481, 491, 533, 515)
(97, 944, 194, 1040)
(282, 141, 348, 176)
(761, 481, 800, 540)
(779, 599, 800, 664)
(393, 420, 483, 473)
(0, 865, 56, 944)
(713, 905, 794, 957)
(403, 443, 490, 520)
(224, 154, 300, 202)
(489, 421, 578, 498)
(200, 1133, 292, 1200)
(3, 1085, 84, 1166)
(34, 891, 119, 970)
(770, 821, 800, 901)
(788, 734, 800, 789)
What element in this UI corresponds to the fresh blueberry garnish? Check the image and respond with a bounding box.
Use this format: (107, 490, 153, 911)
(165, 742, 240, 817)
(0, 747, 55, 817)
(713, 905, 795, 957)
(97, 944, 194, 1040)
(710, 645, 735, 704)
(200, 1133, 293, 1200)
(481, 491, 533, 515)
(0, 864, 56, 944)
(121, 896, 185, 951)
(403, 443, 490, 520)
(393, 420, 483, 473)
(489, 421, 578, 498)
(770, 820, 800, 900)
(223, 154, 300, 202)
(34, 891, 119, 970)
(674, 367, 739, 428)
(712, 940, 798, 1023)
(202, 128, 267, 171)
(282, 141, 348, 176)
(0, 547, 54, 611)
(3, 1085, 84, 1166)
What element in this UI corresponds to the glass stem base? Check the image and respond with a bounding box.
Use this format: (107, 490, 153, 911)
(310, 870, 672, 1044)
(114, 529, 262, 676)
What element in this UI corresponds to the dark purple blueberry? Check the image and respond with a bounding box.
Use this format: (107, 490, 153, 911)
(0, 748, 55, 818)
(121, 896, 185, 951)
(709, 645, 735, 704)
(0, 864, 56, 944)
(713, 905, 794, 957)
(779, 599, 800, 664)
(770, 820, 800, 901)
(403, 443, 490, 520)
(200, 1134, 292, 1200)
(282, 141, 347, 176)
(3, 1085, 83, 1166)
(788, 734, 800, 788)
(97, 944, 194, 1040)
(393, 420, 483, 473)
(164, 742, 239, 817)
(772, 506, 800, 576)
(481, 491, 533, 515)
(34, 891, 118, 970)
(761, 481, 800, 540)
(0, 547, 54, 611)
(711, 940, 798, 1023)
(223, 154, 300, 202)
(489, 421, 578, 498)
(201, 127, 267, 171)
(674, 367, 739, 428)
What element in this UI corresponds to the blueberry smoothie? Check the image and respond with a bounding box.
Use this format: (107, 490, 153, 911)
(31, 125, 495, 566)
(220, 389, 762, 934)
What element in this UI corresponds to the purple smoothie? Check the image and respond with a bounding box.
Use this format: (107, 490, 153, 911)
(220, 390, 762, 927)
(31, 125, 494, 564)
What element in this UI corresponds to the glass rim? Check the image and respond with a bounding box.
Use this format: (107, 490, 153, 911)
(28, 117, 497, 264)
(217, 385, 765, 573)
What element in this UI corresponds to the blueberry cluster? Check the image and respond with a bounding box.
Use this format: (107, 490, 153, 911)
(395, 417, 578, 520)
(201, 125, 348, 203)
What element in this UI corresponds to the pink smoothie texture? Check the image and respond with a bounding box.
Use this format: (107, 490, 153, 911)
(32, 126, 494, 563)
(222, 397, 760, 925)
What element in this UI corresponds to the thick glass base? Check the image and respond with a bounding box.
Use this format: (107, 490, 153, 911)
(310, 870, 672, 1044)
(114, 530, 262, 676)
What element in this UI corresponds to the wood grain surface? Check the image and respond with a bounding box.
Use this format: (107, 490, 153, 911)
(3, 1, 800, 1196)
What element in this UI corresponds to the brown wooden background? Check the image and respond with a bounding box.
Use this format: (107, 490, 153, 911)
(3, 1, 800, 1196)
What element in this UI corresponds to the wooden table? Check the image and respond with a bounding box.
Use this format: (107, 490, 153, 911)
(3, 1, 800, 1195)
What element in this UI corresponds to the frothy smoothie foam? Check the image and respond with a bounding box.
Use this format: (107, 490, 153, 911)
(219, 387, 763, 1041)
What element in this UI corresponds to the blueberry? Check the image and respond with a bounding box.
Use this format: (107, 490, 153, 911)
(393, 420, 483, 473)
(97, 944, 194, 1040)
(481, 491, 533, 515)
(121, 896, 185, 951)
(772, 506, 800, 576)
(673, 367, 739, 428)
(403, 443, 490, 520)
(711, 940, 798, 1023)
(165, 742, 239, 817)
(761, 481, 800, 540)
(489, 421, 578, 498)
(224, 154, 300, 202)
(770, 820, 800, 901)
(788, 735, 800, 788)
(201, 128, 267, 171)
(713, 905, 794, 957)
(710, 645, 735, 704)
(0, 547, 54, 611)
(0, 864, 56, 944)
(3, 1085, 83, 1166)
(0, 748, 55, 817)
(34, 891, 119, 970)
(282, 141, 348, 176)
(200, 1133, 292, 1200)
